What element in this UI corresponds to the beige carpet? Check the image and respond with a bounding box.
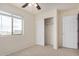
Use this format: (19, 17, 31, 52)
(8, 45, 79, 56)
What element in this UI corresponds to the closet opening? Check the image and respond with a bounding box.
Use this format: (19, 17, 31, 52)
(44, 17, 53, 46)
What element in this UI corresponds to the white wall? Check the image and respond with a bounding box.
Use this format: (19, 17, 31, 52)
(35, 9, 58, 49)
(0, 4, 35, 55)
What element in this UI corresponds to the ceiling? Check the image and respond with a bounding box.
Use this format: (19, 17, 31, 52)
(11, 3, 79, 14)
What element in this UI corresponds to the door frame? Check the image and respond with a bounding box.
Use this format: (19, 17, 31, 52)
(77, 13, 79, 49)
(44, 17, 53, 46)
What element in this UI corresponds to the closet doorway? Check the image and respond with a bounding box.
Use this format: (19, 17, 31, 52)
(44, 17, 53, 46)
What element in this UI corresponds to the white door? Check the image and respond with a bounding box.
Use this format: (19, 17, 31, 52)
(63, 15, 78, 49)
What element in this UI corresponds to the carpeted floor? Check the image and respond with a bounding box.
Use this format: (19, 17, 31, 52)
(8, 45, 79, 56)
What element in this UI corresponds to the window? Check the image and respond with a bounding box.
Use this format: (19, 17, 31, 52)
(0, 11, 23, 35)
(13, 18, 22, 34)
(1, 15, 12, 35)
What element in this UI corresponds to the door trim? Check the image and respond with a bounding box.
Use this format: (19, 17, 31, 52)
(77, 13, 79, 49)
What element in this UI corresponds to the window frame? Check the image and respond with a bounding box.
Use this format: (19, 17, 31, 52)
(0, 11, 23, 35)
(12, 17, 23, 35)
